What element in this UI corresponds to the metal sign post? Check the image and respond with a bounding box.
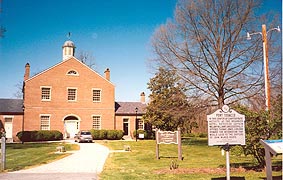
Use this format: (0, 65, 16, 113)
(1, 136, 6, 171)
(223, 143, 231, 180)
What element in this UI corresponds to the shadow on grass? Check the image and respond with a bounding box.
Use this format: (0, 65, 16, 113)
(181, 138, 208, 146)
(6, 143, 56, 149)
(260, 175, 282, 180)
(212, 177, 245, 180)
(218, 162, 282, 172)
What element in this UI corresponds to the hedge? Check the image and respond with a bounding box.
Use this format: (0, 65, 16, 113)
(90, 129, 124, 140)
(17, 130, 63, 142)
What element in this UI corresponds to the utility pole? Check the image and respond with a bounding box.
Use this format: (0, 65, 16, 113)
(261, 24, 271, 111)
(247, 24, 280, 111)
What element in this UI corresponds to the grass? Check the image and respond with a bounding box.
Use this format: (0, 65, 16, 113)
(1, 139, 281, 179)
(99, 138, 282, 180)
(2, 142, 79, 172)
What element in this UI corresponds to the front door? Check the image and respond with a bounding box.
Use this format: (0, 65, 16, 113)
(123, 119, 129, 135)
(4, 117, 13, 139)
(64, 120, 79, 138)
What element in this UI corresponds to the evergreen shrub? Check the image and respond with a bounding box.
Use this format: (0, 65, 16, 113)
(16, 130, 63, 142)
(90, 129, 124, 140)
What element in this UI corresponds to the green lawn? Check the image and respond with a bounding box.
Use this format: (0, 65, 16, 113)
(99, 138, 282, 180)
(2, 142, 79, 172)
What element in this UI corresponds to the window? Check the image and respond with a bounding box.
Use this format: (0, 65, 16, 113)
(68, 88, 77, 101)
(138, 119, 144, 130)
(92, 116, 101, 130)
(92, 89, 101, 102)
(4, 117, 13, 123)
(41, 87, 51, 101)
(67, 70, 78, 75)
(40, 115, 50, 130)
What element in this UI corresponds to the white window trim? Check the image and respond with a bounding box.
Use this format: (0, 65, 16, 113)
(92, 115, 101, 130)
(92, 88, 102, 102)
(122, 117, 130, 131)
(66, 69, 79, 76)
(67, 87, 78, 102)
(137, 118, 144, 130)
(39, 114, 51, 130)
(41, 86, 52, 101)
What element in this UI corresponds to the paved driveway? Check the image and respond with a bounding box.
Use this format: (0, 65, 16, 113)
(0, 142, 110, 180)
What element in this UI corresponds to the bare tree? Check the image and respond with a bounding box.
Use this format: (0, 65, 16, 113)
(150, 0, 281, 108)
(76, 50, 97, 70)
(0, 0, 6, 38)
(13, 81, 24, 99)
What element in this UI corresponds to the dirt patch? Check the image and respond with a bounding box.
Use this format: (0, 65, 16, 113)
(154, 167, 248, 174)
(154, 165, 283, 174)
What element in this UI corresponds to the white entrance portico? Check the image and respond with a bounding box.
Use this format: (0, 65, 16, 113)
(63, 115, 80, 138)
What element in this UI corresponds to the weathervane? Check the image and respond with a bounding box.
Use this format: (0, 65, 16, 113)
(67, 32, 71, 40)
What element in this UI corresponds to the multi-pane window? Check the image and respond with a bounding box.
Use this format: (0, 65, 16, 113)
(138, 119, 144, 130)
(40, 115, 50, 130)
(4, 117, 13, 123)
(68, 88, 77, 101)
(41, 87, 51, 101)
(92, 116, 101, 130)
(92, 89, 101, 102)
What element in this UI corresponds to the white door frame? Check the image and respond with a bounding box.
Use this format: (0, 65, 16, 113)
(63, 114, 80, 139)
(4, 116, 13, 139)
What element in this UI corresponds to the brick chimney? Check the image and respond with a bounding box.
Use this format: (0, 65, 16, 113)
(140, 92, 145, 104)
(104, 68, 110, 81)
(24, 63, 30, 81)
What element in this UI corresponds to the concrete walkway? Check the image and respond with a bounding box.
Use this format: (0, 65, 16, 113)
(0, 142, 110, 180)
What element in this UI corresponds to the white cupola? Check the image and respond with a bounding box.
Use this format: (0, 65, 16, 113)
(62, 40, 75, 61)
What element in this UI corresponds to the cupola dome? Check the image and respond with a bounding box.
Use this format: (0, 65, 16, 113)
(62, 40, 75, 61)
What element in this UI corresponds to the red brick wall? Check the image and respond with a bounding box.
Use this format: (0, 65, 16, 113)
(0, 115, 23, 142)
(23, 58, 115, 134)
(115, 115, 143, 138)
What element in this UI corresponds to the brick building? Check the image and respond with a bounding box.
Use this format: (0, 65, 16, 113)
(0, 40, 146, 142)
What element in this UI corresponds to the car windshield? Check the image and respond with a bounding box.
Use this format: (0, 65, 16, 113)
(81, 131, 91, 135)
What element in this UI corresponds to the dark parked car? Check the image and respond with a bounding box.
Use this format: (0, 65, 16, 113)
(74, 130, 93, 143)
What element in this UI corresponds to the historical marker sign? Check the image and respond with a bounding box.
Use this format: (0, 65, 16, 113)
(207, 105, 245, 146)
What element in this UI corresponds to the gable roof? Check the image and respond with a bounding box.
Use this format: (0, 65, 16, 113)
(25, 56, 115, 86)
(0, 99, 23, 114)
(115, 102, 146, 115)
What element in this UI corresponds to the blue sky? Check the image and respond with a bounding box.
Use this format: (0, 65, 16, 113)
(0, 0, 281, 102)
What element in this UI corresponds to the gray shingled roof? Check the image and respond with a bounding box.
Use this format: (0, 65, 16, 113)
(115, 102, 146, 115)
(0, 99, 23, 114)
(0, 99, 146, 115)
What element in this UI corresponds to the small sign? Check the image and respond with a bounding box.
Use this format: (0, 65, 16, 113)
(207, 106, 245, 146)
(155, 128, 182, 160)
(156, 130, 178, 144)
(138, 133, 144, 139)
(260, 139, 283, 180)
(260, 139, 283, 155)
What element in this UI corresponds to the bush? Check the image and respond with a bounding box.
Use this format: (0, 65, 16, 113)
(90, 129, 124, 140)
(234, 100, 282, 168)
(198, 133, 208, 138)
(99, 130, 108, 139)
(90, 129, 101, 139)
(16, 130, 63, 142)
(116, 130, 124, 140)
